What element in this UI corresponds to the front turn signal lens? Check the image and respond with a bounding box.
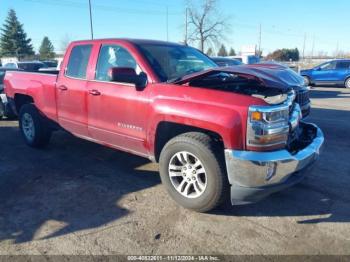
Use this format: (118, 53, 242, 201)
(251, 111, 262, 121)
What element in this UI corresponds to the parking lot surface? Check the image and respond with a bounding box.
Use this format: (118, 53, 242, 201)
(0, 87, 349, 255)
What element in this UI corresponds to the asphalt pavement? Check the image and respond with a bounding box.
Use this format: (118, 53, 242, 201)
(0, 87, 349, 255)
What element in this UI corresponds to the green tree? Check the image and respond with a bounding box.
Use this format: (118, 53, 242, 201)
(266, 48, 299, 61)
(229, 48, 236, 56)
(217, 44, 228, 56)
(206, 47, 214, 56)
(0, 9, 34, 59)
(39, 36, 55, 60)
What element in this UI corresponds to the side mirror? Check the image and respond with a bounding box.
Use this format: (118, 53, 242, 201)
(108, 67, 147, 91)
(315, 67, 321, 71)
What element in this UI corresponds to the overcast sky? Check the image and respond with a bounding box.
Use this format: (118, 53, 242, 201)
(0, 0, 349, 56)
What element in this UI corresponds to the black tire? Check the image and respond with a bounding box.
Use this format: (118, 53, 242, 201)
(19, 104, 52, 148)
(345, 78, 350, 88)
(159, 132, 229, 212)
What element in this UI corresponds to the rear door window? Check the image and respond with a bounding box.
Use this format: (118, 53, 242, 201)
(66, 45, 92, 79)
(320, 61, 336, 70)
(336, 61, 350, 69)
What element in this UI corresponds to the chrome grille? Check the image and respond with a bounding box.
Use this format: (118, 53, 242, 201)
(296, 89, 310, 106)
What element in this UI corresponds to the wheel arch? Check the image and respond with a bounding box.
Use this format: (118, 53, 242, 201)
(14, 93, 34, 113)
(153, 121, 225, 162)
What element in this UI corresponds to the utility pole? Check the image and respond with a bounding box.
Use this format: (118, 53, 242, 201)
(88, 0, 94, 39)
(185, 8, 188, 45)
(166, 6, 169, 41)
(311, 35, 315, 59)
(335, 41, 339, 58)
(258, 23, 262, 56)
(302, 33, 306, 61)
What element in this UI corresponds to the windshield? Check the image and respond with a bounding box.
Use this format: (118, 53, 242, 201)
(136, 43, 217, 82)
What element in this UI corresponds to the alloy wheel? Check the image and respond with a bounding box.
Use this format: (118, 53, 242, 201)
(22, 113, 35, 141)
(168, 151, 207, 199)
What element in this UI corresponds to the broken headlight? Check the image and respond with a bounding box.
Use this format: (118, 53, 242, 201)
(247, 92, 299, 151)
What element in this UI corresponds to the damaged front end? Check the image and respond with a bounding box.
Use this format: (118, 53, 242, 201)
(174, 66, 323, 205)
(173, 65, 310, 117)
(225, 121, 323, 205)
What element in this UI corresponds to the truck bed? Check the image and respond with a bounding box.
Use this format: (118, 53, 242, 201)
(4, 71, 59, 121)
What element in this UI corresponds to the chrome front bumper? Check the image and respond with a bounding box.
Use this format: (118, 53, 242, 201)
(225, 122, 324, 205)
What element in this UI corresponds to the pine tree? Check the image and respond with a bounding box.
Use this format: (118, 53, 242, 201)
(229, 48, 236, 56)
(206, 47, 214, 56)
(0, 9, 34, 59)
(39, 36, 55, 60)
(217, 44, 228, 57)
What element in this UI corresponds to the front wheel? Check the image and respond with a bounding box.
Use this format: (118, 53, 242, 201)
(345, 78, 350, 88)
(159, 132, 229, 212)
(19, 104, 52, 148)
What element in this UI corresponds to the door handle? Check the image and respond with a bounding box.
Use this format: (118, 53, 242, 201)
(89, 89, 101, 96)
(58, 85, 68, 91)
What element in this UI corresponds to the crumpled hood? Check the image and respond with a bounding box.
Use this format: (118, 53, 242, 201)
(174, 64, 305, 93)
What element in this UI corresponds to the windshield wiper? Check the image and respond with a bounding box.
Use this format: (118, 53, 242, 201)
(167, 76, 183, 83)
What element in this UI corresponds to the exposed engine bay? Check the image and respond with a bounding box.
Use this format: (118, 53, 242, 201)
(173, 65, 310, 117)
(188, 72, 290, 105)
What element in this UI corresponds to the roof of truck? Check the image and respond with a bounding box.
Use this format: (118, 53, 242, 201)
(70, 38, 185, 46)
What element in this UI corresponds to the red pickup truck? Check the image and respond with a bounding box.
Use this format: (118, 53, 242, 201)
(4, 39, 324, 212)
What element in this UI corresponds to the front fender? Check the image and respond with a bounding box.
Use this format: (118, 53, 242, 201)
(147, 98, 247, 155)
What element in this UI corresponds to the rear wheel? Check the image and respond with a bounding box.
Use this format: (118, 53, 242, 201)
(345, 78, 350, 88)
(159, 132, 229, 212)
(19, 104, 52, 148)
